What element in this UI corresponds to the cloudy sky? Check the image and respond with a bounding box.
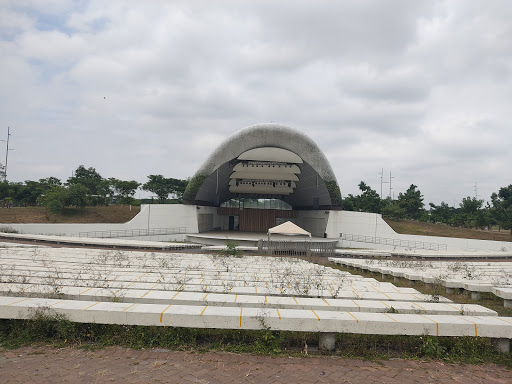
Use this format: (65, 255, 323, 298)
(1, 0, 511, 205)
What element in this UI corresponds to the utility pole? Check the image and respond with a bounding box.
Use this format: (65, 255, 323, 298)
(389, 171, 394, 199)
(474, 182, 479, 200)
(379, 168, 389, 199)
(0, 127, 12, 182)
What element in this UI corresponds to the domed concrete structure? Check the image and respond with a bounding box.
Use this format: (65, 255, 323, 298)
(183, 123, 341, 210)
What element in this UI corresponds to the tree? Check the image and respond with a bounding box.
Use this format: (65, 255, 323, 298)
(357, 181, 382, 213)
(39, 177, 62, 189)
(67, 165, 103, 196)
(459, 196, 483, 228)
(429, 201, 456, 224)
(39, 184, 88, 213)
(109, 178, 141, 204)
(341, 194, 356, 211)
(381, 197, 406, 220)
(491, 185, 512, 234)
(397, 184, 424, 220)
(142, 175, 188, 203)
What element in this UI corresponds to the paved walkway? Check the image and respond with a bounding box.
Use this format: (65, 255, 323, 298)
(0, 346, 510, 383)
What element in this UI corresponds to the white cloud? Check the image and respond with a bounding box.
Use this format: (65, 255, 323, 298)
(0, 0, 511, 206)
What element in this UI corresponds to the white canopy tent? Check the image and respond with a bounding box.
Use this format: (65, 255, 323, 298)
(267, 221, 311, 241)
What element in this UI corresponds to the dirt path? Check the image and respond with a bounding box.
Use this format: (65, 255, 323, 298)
(1, 346, 510, 384)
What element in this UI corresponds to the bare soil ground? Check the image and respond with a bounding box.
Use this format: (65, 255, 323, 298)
(0, 206, 140, 224)
(385, 218, 512, 242)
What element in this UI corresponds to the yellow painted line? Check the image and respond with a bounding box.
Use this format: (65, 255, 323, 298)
(49, 300, 65, 307)
(240, 307, 243, 327)
(79, 287, 94, 295)
(140, 282, 161, 298)
(293, 297, 299, 305)
(418, 314, 439, 336)
(445, 303, 463, 314)
(280, 287, 283, 294)
(413, 302, 427, 312)
(460, 317, 478, 336)
(130, 273, 149, 284)
(159, 304, 172, 322)
(352, 300, 361, 311)
(392, 286, 400, 293)
(352, 290, 360, 299)
(496, 317, 512, 325)
(372, 287, 392, 300)
(265, 282, 268, 288)
(380, 301, 391, 308)
(122, 303, 136, 312)
(411, 294, 423, 301)
(202, 293, 209, 301)
(327, 288, 334, 297)
(347, 312, 359, 323)
(8, 298, 30, 306)
(276, 308, 281, 319)
(312, 310, 320, 321)
(234, 295, 238, 303)
(200, 305, 207, 316)
(177, 284, 184, 291)
(255, 286, 257, 294)
(322, 298, 331, 306)
(156, 274, 166, 282)
(200, 279, 204, 284)
(244, 281, 246, 287)
(171, 291, 180, 300)
(82, 302, 100, 311)
(383, 313, 397, 322)
(265, 296, 268, 304)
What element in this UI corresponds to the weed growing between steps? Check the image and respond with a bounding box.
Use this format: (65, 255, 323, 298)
(0, 309, 510, 367)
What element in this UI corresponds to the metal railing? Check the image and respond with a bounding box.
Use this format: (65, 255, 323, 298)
(340, 233, 447, 251)
(262, 240, 337, 257)
(78, 227, 187, 239)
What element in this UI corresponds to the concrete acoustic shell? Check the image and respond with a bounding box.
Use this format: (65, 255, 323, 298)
(183, 123, 341, 209)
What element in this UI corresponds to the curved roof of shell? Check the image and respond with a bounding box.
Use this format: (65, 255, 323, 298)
(183, 123, 341, 209)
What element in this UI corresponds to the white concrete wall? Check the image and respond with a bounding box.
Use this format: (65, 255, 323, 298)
(326, 210, 511, 252)
(0, 204, 199, 236)
(2, 205, 510, 251)
(325, 210, 396, 239)
(295, 210, 330, 237)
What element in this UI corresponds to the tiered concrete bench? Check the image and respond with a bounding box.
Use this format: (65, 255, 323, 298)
(0, 232, 201, 250)
(335, 249, 512, 259)
(330, 257, 512, 306)
(494, 288, 512, 308)
(1, 247, 511, 352)
(1, 295, 511, 352)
